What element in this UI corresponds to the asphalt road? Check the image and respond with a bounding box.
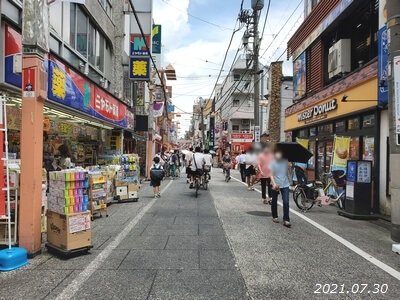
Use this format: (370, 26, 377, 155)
(0, 169, 399, 300)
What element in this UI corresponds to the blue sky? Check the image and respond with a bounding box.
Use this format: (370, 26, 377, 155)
(153, 0, 304, 134)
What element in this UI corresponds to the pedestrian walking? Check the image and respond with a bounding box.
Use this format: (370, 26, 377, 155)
(222, 150, 232, 181)
(269, 147, 291, 228)
(149, 156, 165, 199)
(169, 150, 178, 179)
(236, 150, 247, 182)
(245, 147, 257, 190)
(258, 144, 273, 204)
(203, 149, 212, 180)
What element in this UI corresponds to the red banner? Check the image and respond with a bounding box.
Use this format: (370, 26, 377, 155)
(230, 133, 254, 143)
(92, 87, 127, 126)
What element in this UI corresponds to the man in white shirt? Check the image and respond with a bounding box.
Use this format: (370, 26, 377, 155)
(236, 151, 247, 182)
(185, 147, 194, 183)
(203, 149, 213, 179)
(189, 147, 205, 188)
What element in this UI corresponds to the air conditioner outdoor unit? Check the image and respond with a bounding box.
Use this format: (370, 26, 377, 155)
(242, 119, 250, 126)
(328, 39, 351, 79)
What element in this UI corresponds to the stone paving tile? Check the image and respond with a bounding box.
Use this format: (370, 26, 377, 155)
(199, 223, 225, 235)
(119, 250, 199, 270)
(166, 235, 230, 250)
(148, 270, 249, 300)
(0, 270, 73, 300)
(36, 250, 129, 270)
(116, 235, 169, 250)
(199, 250, 236, 270)
(141, 224, 199, 236)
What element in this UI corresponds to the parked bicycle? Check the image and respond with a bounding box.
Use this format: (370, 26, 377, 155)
(293, 166, 346, 211)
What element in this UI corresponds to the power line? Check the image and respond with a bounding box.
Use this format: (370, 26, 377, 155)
(160, 0, 233, 31)
(259, 0, 303, 60)
(260, 0, 271, 42)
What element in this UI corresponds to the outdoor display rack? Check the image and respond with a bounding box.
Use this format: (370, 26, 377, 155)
(114, 154, 140, 202)
(88, 172, 109, 220)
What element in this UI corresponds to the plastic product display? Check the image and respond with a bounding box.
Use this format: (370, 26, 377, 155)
(48, 170, 89, 215)
(114, 154, 140, 202)
(88, 172, 108, 220)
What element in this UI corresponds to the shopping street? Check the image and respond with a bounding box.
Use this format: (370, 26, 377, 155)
(0, 170, 399, 300)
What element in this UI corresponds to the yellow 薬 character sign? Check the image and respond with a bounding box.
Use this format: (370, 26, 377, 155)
(130, 57, 150, 81)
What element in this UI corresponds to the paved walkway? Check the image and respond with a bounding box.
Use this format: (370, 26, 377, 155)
(0, 169, 399, 299)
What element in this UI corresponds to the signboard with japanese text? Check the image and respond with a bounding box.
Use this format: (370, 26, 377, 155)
(293, 52, 306, 101)
(152, 25, 162, 54)
(254, 126, 260, 143)
(129, 57, 151, 81)
(4, 25, 22, 88)
(92, 87, 127, 127)
(130, 34, 151, 56)
(47, 57, 92, 115)
(230, 133, 254, 143)
(6, 106, 22, 131)
(378, 0, 389, 105)
(394, 56, 400, 134)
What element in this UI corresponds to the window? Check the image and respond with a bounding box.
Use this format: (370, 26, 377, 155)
(233, 74, 240, 81)
(298, 129, 308, 138)
(49, 2, 62, 36)
(76, 6, 88, 56)
(318, 124, 333, 134)
(232, 125, 239, 131)
(88, 23, 96, 65)
(335, 121, 346, 133)
(69, 3, 76, 47)
(363, 114, 375, 128)
(310, 127, 316, 137)
(98, 0, 113, 18)
(348, 117, 359, 130)
(233, 100, 240, 107)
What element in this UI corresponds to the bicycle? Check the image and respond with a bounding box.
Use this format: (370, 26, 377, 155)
(293, 167, 346, 211)
(193, 174, 202, 198)
(202, 171, 210, 190)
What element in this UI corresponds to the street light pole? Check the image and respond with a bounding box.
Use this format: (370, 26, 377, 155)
(387, 0, 400, 242)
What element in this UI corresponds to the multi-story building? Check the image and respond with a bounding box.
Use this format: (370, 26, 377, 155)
(285, 0, 389, 214)
(214, 58, 267, 154)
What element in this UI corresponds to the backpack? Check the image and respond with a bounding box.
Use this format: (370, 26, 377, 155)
(150, 164, 165, 180)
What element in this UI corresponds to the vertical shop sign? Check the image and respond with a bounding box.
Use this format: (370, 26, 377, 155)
(394, 56, 400, 134)
(152, 25, 162, 54)
(129, 57, 151, 81)
(130, 34, 151, 56)
(209, 117, 215, 148)
(293, 52, 306, 101)
(254, 125, 260, 143)
(378, 0, 389, 105)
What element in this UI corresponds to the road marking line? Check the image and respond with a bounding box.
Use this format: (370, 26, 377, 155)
(230, 176, 400, 281)
(55, 180, 174, 300)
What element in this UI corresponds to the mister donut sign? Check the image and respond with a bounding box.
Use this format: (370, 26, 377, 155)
(297, 99, 337, 123)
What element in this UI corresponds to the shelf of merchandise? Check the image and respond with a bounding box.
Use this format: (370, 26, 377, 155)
(0, 188, 18, 245)
(88, 174, 108, 220)
(114, 154, 140, 202)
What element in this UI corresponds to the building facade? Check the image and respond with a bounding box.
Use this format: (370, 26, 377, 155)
(285, 0, 390, 214)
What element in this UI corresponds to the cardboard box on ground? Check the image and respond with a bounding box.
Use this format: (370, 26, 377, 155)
(46, 210, 91, 251)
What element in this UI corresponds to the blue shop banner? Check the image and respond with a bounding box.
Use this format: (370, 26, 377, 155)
(378, 26, 389, 106)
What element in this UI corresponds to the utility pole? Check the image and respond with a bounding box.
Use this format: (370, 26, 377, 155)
(388, 0, 400, 242)
(201, 106, 206, 149)
(252, 0, 263, 127)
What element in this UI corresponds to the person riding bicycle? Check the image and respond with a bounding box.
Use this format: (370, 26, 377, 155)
(222, 150, 232, 181)
(189, 147, 205, 189)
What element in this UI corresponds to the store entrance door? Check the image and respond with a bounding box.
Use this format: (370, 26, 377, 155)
(317, 140, 333, 177)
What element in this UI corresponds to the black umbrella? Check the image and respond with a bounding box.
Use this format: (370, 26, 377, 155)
(276, 142, 313, 163)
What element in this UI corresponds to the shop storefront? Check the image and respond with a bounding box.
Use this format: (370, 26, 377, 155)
(285, 77, 379, 211)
